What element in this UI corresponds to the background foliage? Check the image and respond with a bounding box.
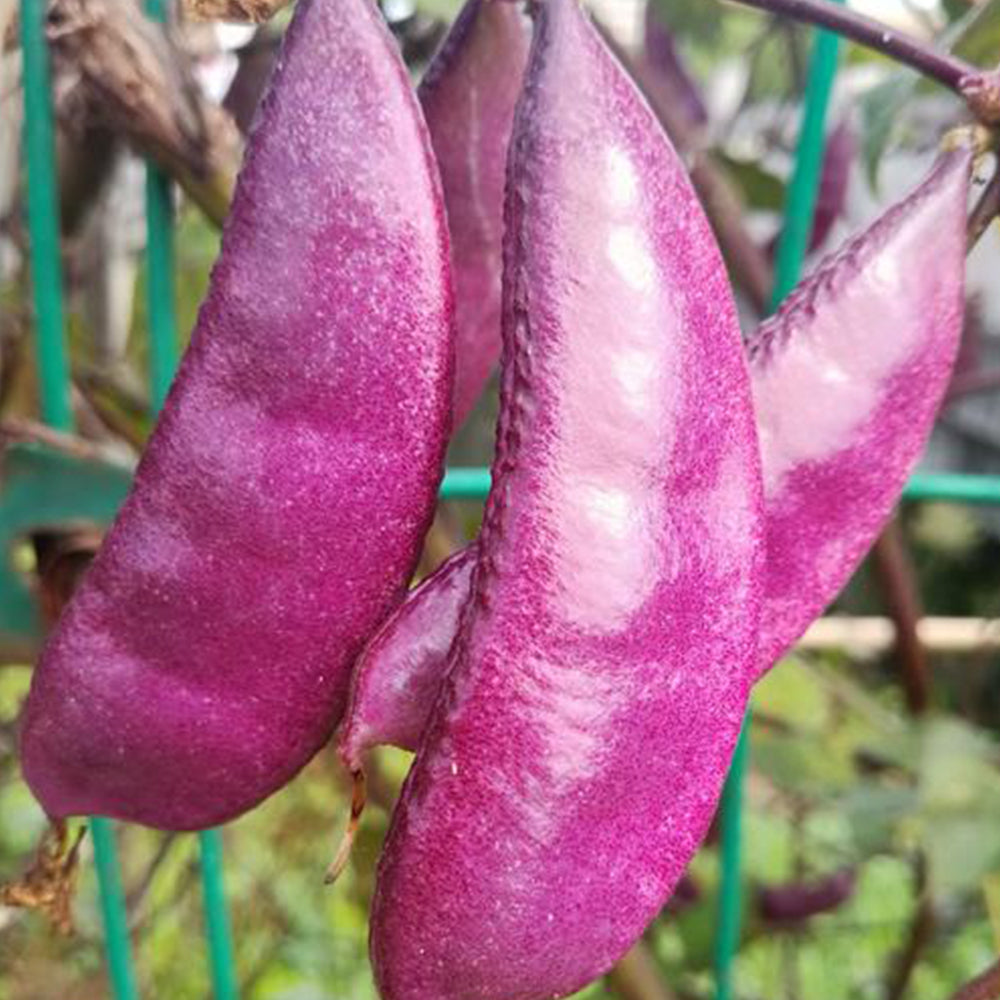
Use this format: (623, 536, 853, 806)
(2, 0, 1000, 997)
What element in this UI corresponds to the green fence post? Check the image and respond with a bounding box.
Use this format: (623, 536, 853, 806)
(905, 473, 1000, 506)
(19, 0, 71, 432)
(713, 10, 844, 1000)
(20, 1, 141, 996)
(198, 829, 240, 1000)
(713, 711, 751, 1000)
(142, 0, 180, 412)
(91, 818, 141, 1000)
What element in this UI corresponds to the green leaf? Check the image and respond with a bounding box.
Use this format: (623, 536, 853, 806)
(837, 784, 918, 854)
(944, 0, 1000, 66)
(716, 153, 787, 212)
(917, 718, 1000, 893)
(860, 72, 919, 190)
(415, 0, 462, 20)
(754, 657, 833, 731)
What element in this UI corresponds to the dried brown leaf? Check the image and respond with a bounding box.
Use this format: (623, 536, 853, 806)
(183, 0, 290, 22)
(48, 0, 239, 226)
(0, 821, 85, 935)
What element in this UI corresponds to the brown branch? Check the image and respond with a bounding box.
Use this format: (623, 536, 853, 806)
(182, 0, 290, 22)
(968, 164, 1000, 248)
(48, 0, 240, 227)
(0, 414, 126, 462)
(870, 518, 931, 715)
(947, 958, 1000, 1000)
(124, 833, 177, 928)
(0, 304, 27, 413)
(947, 367, 1000, 400)
(886, 856, 934, 1000)
(56, 123, 117, 235)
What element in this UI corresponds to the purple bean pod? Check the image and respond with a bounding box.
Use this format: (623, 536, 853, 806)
(809, 118, 856, 252)
(420, 0, 531, 427)
(340, 143, 971, 766)
(643, 0, 709, 129)
(750, 143, 969, 673)
(20, 0, 455, 831)
(368, 0, 764, 997)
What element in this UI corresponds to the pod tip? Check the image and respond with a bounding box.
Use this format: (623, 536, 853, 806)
(324, 769, 367, 886)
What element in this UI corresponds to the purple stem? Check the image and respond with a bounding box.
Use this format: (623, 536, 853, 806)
(725, 0, 1000, 122)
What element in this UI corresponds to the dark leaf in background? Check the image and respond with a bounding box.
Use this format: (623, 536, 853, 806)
(757, 867, 857, 925)
(718, 152, 788, 213)
(644, 1, 708, 127)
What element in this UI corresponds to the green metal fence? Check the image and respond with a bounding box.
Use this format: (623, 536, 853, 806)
(13, 0, 1000, 997)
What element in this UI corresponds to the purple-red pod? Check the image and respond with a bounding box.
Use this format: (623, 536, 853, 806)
(420, 0, 531, 427)
(369, 0, 764, 997)
(343, 546, 477, 760)
(19, 0, 455, 831)
(809, 118, 855, 252)
(339, 141, 971, 766)
(757, 867, 857, 925)
(750, 141, 969, 673)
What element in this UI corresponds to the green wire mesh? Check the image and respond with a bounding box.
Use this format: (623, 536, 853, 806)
(15, 0, 1000, 997)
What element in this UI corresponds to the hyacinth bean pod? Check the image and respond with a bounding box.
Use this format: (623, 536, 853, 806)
(420, 0, 531, 427)
(369, 1, 764, 998)
(749, 142, 969, 673)
(807, 118, 856, 252)
(340, 142, 971, 767)
(20, 0, 455, 831)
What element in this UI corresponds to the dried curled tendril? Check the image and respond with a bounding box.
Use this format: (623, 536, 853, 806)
(0, 821, 86, 934)
(325, 769, 367, 886)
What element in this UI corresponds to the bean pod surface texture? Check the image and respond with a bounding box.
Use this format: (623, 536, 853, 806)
(751, 144, 969, 672)
(341, 144, 971, 764)
(369, 1, 764, 997)
(21, 0, 455, 830)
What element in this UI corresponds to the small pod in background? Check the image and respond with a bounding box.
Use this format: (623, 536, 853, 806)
(339, 141, 972, 766)
(419, 0, 531, 427)
(20, 0, 455, 831)
(369, 0, 764, 997)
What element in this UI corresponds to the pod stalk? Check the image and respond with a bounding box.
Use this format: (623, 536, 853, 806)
(726, 0, 1000, 124)
(324, 769, 367, 885)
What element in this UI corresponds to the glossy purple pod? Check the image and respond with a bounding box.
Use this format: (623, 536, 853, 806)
(339, 142, 970, 767)
(750, 143, 969, 673)
(20, 0, 455, 831)
(369, 0, 764, 996)
(809, 118, 855, 252)
(420, 0, 531, 427)
(343, 546, 477, 762)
